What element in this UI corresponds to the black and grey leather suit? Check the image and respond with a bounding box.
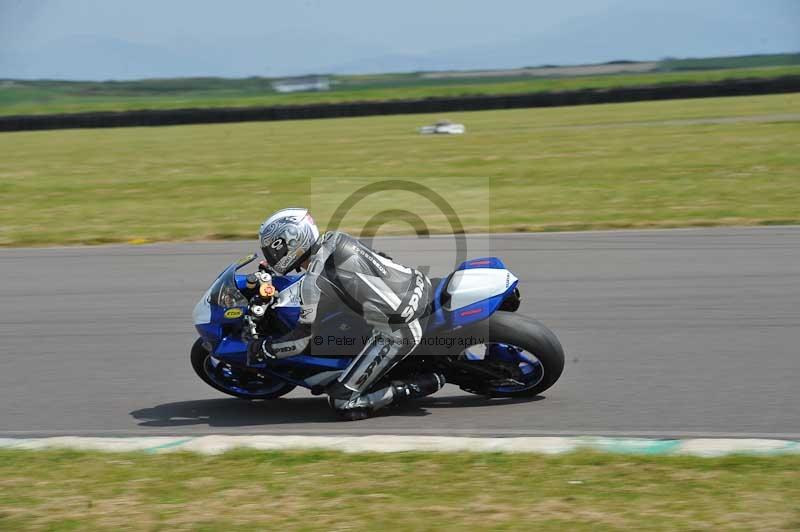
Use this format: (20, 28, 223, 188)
(260, 231, 432, 407)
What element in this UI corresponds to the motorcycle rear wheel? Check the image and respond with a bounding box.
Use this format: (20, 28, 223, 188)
(455, 311, 564, 398)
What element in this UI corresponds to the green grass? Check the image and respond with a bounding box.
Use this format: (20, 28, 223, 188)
(0, 449, 797, 531)
(1, 65, 799, 116)
(0, 93, 799, 246)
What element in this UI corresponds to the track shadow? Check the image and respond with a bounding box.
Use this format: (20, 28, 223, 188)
(421, 394, 545, 409)
(390, 394, 545, 417)
(130, 393, 546, 428)
(130, 397, 336, 428)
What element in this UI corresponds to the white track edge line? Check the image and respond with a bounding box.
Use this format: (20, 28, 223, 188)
(0, 436, 798, 457)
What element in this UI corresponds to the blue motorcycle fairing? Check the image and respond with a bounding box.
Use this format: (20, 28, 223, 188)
(456, 257, 507, 271)
(273, 355, 352, 370)
(272, 274, 304, 291)
(214, 337, 248, 365)
(426, 257, 519, 331)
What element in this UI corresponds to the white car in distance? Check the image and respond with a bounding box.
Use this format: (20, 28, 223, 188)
(419, 120, 465, 135)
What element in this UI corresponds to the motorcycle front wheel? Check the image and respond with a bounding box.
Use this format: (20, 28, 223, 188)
(190, 338, 296, 400)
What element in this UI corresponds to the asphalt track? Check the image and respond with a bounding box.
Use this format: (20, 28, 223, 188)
(1, 227, 798, 438)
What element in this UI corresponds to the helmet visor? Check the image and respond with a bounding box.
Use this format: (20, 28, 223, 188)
(261, 237, 289, 270)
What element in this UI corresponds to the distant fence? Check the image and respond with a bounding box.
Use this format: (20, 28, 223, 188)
(2, 76, 798, 132)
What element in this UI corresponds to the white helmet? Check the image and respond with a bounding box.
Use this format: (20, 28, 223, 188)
(258, 208, 320, 274)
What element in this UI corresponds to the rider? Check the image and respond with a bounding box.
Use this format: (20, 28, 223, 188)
(247, 207, 445, 420)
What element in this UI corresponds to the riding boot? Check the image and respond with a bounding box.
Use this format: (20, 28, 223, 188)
(327, 372, 446, 420)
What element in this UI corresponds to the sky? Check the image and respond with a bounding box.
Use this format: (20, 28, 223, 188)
(0, 0, 798, 80)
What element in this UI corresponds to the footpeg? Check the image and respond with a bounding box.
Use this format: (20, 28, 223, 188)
(392, 373, 446, 401)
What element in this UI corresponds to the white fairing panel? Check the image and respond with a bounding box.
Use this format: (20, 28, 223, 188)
(445, 268, 517, 310)
(272, 279, 302, 308)
(192, 287, 212, 325)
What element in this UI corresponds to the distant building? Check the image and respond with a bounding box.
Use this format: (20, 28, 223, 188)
(271, 76, 330, 93)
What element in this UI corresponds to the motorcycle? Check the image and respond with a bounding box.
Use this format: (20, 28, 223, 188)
(191, 254, 564, 408)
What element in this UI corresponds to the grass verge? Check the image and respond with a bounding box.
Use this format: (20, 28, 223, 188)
(0, 449, 798, 530)
(0, 93, 799, 246)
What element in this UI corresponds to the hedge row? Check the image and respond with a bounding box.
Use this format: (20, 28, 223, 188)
(2, 76, 798, 132)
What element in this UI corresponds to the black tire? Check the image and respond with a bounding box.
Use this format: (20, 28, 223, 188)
(190, 338, 295, 400)
(457, 311, 565, 398)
